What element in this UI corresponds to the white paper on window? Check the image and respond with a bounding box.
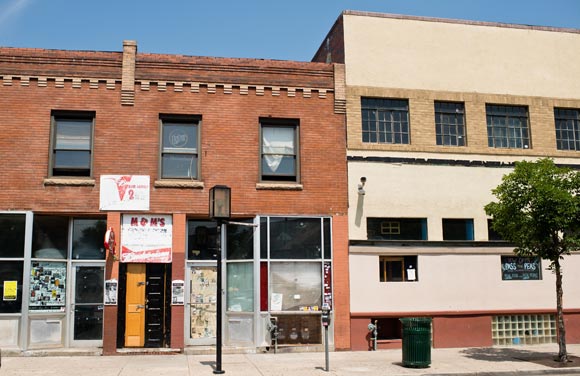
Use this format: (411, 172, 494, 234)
(262, 127, 294, 172)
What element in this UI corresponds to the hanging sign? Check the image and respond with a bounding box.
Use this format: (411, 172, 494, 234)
(121, 214, 172, 263)
(99, 175, 150, 211)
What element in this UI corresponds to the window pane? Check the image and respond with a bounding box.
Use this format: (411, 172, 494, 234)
(226, 263, 253, 312)
(323, 218, 331, 259)
(187, 221, 217, 260)
(367, 218, 427, 240)
(270, 218, 322, 259)
(443, 219, 474, 240)
(0, 261, 24, 313)
(32, 215, 68, 259)
(55, 119, 91, 150)
(270, 262, 321, 311)
(72, 219, 106, 260)
(262, 127, 295, 154)
(54, 150, 91, 169)
(74, 305, 103, 340)
(162, 123, 198, 151)
(261, 156, 295, 176)
(271, 314, 321, 345)
(227, 220, 254, 260)
(75, 266, 104, 304)
(162, 154, 198, 179)
(0, 214, 26, 258)
(29, 261, 67, 311)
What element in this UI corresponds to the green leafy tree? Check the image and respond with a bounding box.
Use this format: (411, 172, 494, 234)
(485, 158, 580, 363)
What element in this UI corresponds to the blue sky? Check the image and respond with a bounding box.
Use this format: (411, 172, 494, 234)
(1, 0, 579, 61)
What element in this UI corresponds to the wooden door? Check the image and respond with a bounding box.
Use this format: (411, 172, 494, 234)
(125, 264, 146, 347)
(144, 264, 166, 347)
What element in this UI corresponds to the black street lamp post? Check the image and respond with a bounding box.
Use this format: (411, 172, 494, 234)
(209, 185, 231, 375)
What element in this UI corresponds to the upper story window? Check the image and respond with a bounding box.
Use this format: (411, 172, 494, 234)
(486, 104, 530, 149)
(260, 119, 299, 182)
(442, 218, 474, 241)
(367, 218, 427, 241)
(435, 101, 466, 146)
(361, 98, 409, 144)
(51, 111, 94, 177)
(554, 108, 580, 151)
(160, 116, 199, 179)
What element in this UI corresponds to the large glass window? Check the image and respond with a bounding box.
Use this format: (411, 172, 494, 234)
(435, 101, 466, 146)
(270, 262, 322, 311)
(29, 261, 67, 312)
(32, 215, 69, 259)
(51, 112, 94, 177)
(187, 221, 218, 260)
(486, 104, 530, 149)
(161, 117, 199, 179)
(361, 98, 410, 144)
(442, 218, 474, 241)
(0, 214, 25, 258)
(226, 263, 253, 312)
(379, 256, 418, 282)
(0, 261, 24, 313)
(226, 220, 254, 260)
(554, 108, 580, 151)
(72, 219, 107, 260)
(269, 217, 322, 259)
(261, 121, 299, 182)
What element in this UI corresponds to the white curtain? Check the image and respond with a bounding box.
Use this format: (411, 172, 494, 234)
(262, 127, 294, 172)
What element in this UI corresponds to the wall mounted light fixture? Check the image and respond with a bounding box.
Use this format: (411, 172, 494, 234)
(358, 176, 367, 195)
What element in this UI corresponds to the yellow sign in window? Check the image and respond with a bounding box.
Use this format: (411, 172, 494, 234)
(3, 280, 17, 301)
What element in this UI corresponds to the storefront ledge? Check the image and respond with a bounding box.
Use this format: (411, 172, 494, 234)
(43, 178, 96, 186)
(256, 183, 303, 190)
(2, 347, 102, 357)
(154, 179, 204, 189)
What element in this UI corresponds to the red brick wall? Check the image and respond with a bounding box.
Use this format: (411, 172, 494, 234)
(433, 316, 493, 348)
(103, 212, 121, 355)
(171, 213, 186, 349)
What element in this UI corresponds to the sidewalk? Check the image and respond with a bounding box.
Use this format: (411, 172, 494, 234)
(1, 344, 580, 376)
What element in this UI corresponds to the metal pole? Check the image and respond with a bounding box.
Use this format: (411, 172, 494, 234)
(324, 325, 329, 372)
(214, 221, 225, 374)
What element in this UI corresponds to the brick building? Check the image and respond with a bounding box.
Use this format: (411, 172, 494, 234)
(0, 42, 349, 353)
(313, 11, 580, 350)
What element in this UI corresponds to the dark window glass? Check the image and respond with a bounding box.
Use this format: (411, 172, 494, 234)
(487, 219, 504, 241)
(269, 218, 321, 259)
(435, 101, 466, 146)
(367, 218, 427, 240)
(442, 219, 474, 241)
(161, 119, 199, 179)
(226, 219, 254, 260)
(261, 123, 298, 182)
(32, 215, 69, 259)
(323, 218, 331, 259)
(554, 108, 580, 151)
(260, 217, 268, 259)
(361, 98, 410, 144)
(72, 219, 106, 260)
(486, 104, 530, 149)
(379, 256, 418, 282)
(0, 261, 24, 313)
(52, 114, 93, 177)
(187, 221, 217, 260)
(0, 214, 26, 258)
(270, 314, 322, 345)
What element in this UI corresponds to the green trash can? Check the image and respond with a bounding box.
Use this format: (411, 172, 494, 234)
(400, 317, 432, 368)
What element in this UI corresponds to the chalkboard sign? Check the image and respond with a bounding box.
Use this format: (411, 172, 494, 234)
(501, 256, 541, 280)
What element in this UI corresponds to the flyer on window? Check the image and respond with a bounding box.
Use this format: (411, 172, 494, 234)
(3, 280, 17, 301)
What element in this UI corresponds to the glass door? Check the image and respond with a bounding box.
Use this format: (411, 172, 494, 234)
(70, 264, 104, 346)
(185, 264, 217, 345)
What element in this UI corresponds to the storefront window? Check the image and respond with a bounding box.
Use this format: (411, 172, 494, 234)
(270, 262, 322, 311)
(72, 219, 107, 260)
(0, 261, 24, 313)
(269, 218, 322, 259)
(0, 214, 26, 258)
(29, 261, 67, 312)
(226, 220, 254, 260)
(226, 263, 253, 312)
(32, 215, 68, 259)
(187, 221, 217, 260)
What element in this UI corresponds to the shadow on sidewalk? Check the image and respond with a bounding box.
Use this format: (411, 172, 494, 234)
(460, 347, 580, 369)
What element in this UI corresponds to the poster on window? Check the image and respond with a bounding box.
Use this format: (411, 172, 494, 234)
(99, 175, 150, 211)
(29, 262, 66, 312)
(121, 215, 172, 263)
(3, 280, 17, 301)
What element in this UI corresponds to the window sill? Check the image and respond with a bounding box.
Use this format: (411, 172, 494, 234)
(154, 179, 204, 189)
(256, 183, 303, 191)
(44, 177, 95, 186)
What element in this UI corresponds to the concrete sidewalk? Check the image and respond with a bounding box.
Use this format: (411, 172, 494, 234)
(1, 344, 580, 375)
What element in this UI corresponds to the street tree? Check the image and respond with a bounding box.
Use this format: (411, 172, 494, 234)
(485, 158, 580, 363)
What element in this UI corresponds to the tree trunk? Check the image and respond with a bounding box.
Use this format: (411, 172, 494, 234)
(555, 259, 568, 363)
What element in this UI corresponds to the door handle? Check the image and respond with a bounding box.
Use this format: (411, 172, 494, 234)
(137, 304, 145, 309)
(137, 282, 146, 286)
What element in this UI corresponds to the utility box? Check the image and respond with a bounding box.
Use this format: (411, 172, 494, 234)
(400, 318, 432, 368)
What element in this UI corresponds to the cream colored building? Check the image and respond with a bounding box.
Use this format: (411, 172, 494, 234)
(314, 11, 580, 350)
